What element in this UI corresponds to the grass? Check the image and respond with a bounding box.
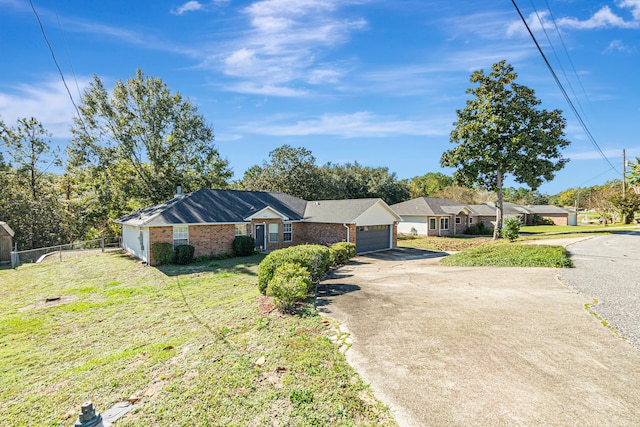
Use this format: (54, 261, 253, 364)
(440, 241, 572, 268)
(0, 251, 395, 426)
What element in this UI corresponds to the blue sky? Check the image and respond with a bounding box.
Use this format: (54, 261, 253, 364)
(1, 0, 639, 195)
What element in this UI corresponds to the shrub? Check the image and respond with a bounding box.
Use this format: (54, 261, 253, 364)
(330, 242, 357, 265)
(502, 217, 521, 242)
(465, 222, 492, 235)
(257, 244, 332, 295)
(174, 244, 195, 264)
(266, 262, 311, 312)
(151, 242, 174, 265)
(233, 235, 255, 256)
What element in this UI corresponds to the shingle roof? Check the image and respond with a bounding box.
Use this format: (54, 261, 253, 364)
(391, 197, 468, 216)
(303, 198, 399, 223)
(0, 221, 14, 237)
(524, 205, 572, 214)
(115, 189, 308, 226)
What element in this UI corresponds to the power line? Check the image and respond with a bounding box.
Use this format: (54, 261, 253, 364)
(29, 0, 85, 128)
(528, 0, 592, 129)
(510, 0, 618, 173)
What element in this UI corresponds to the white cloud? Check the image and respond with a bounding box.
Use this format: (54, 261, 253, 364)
(212, 0, 369, 96)
(0, 77, 90, 138)
(237, 112, 450, 138)
(603, 39, 632, 53)
(172, 1, 204, 15)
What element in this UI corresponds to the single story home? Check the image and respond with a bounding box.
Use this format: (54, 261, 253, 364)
(116, 189, 400, 265)
(0, 221, 14, 263)
(390, 197, 472, 237)
(392, 197, 574, 236)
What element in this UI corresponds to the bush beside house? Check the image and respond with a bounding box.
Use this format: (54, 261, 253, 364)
(258, 242, 357, 311)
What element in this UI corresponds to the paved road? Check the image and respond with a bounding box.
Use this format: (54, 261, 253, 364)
(319, 248, 640, 426)
(560, 231, 640, 348)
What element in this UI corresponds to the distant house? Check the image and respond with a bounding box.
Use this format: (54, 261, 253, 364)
(0, 221, 14, 263)
(115, 189, 400, 265)
(392, 197, 574, 236)
(390, 197, 471, 237)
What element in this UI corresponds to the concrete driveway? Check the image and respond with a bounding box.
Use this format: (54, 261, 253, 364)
(318, 248, 640, 426)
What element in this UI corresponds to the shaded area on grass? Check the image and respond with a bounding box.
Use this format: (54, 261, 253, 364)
(441, 242, 572, 268)
(0, 251, 396, 426)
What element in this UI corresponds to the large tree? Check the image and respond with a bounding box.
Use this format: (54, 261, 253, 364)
(441, 60, 570, 239)
(239, 145, 322, 200)
(318, 162, 409, 204)
(0, 117, 71, 249)
(408, 172, 453, 198)
(68, 69, 231, 216)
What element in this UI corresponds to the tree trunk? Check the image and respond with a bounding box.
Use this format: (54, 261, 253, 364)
(493, 168, 504, 240)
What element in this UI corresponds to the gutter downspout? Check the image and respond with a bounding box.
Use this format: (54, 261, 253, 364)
(342, 223, 350, 243)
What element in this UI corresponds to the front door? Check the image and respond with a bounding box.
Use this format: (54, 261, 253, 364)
(254, 224, 265, 250)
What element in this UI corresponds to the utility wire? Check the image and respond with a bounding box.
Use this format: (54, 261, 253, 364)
(29, 0, 85, 128)
(510, 0, 618, 172)
(528, 0, 592, 129)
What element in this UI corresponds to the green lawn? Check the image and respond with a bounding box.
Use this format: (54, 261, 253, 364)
(440, 242, 572, 268)
(0, 252, 395, 426)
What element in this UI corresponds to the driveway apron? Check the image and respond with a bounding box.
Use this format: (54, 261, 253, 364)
(318, 249, 640, 426)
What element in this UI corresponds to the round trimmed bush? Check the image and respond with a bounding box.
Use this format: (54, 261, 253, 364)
(174, 244, 195, 264)
(502, 217, 521, 242)
(266, 262, 311, 312)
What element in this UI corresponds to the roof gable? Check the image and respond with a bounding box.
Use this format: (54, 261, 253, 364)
(0, 221, 14, 237)
(304, 198, 400, 224)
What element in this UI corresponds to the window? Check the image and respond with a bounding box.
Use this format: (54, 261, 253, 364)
(469, 217, 474, 224)
(429, 218, 436, 230)
(173, 226, 189, 248)
(455, 217, 461, 225)
(440, 217, 449, 230)
(283, 223, 292, 242)
(235, 224, 248, 236)
(269, 223, 279, 242)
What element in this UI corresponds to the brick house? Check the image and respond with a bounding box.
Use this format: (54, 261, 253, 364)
(116, 189, 400, 265)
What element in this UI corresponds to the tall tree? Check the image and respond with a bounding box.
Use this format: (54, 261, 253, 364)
(318, 162, 409, 204)
(441, 60, 570, 239)
(408, 172, 453, 198)
(0, 117, 70, 249)
(239, 145, 321, 200)
(68, 69, 231, 217)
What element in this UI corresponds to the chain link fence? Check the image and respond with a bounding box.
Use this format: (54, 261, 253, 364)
(10, 237, 122, 268)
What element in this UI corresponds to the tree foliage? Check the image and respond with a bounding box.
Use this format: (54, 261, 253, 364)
(240, 145, 321, 200)
(627, 157, 640, 194)
(408, 172, 453, 198)
(0, 117, 72, 249)
(441, 60, 570, 239)
(67, 69, 231, 227)
(239, 145, 409, 204)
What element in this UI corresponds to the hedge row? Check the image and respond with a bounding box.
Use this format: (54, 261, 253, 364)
(151, 236, 257, 265)
(258, 242, 357, 311)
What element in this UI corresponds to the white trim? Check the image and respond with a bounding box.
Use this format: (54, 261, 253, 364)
(244, 206, 290, 221)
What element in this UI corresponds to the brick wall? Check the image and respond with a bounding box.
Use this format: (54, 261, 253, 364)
(189, 224, 236, 258)
(148, 224, 236, 265)
(298, 222, 350, 246)
(392, 222, 398, 248)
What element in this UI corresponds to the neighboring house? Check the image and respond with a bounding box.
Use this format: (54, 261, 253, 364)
(391, 198, 472, 237)
(116, 189, 400, 265)
(0, 221, 14, 263)
(521, 205, 575, 226)
(393, 197, 573, 236)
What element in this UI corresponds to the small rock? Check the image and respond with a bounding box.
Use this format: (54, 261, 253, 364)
(128, 395, 139, 404)
(255, 356, 266, 367)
